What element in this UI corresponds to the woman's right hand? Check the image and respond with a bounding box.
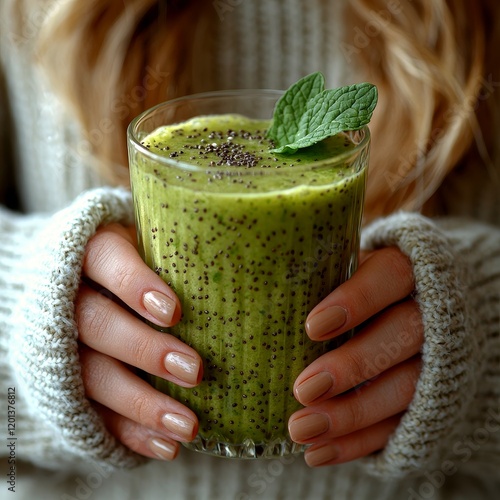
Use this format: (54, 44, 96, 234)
(75, 223, 203, 461)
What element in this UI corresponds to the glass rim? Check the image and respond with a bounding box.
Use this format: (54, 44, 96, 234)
(127, 89, 371, 174)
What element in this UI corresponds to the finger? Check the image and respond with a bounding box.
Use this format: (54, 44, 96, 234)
(76, 284, 202, 387)
(80, 347, 199, 443)
(304, 414, 402, 467)
(288, 356, 421, 444)
(306, 246, 414, 340)
(95, 402, 180, 461)
(294, 299, 423, 405)
(358, 249, 371, 265)
(83, 223, 181, 327)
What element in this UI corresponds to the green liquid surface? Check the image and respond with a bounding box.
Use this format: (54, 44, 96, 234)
(130, 114, 367, 455)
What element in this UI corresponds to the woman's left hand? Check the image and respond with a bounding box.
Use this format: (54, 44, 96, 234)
(289, 247, 424, 467)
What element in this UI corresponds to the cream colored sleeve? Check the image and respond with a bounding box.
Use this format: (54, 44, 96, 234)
(360, 212, 500, 479)
(0, 187, 145, 472)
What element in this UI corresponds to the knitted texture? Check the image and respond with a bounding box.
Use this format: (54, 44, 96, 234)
(1, 0, 500, 496)
(6, 187, 144, 471)
(3, 204, 499, 500)
(0, 208, 62, 469)
(214, 0, 352, 91)
(361, 213, 500, 478)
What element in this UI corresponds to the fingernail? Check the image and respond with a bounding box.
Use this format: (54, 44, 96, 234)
(305, 443, 340, 467)
(147, 437, 178, 461)
(295, 372, 334, 405)
(162, 413, 196, 441)
(288, 413, 330, 442)
(164, 352, 201, 385)
(143, 291, 176, 326)
(306, 306, 347, 340)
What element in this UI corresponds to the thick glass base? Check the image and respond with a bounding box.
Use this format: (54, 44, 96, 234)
(183, 435, 305, 459)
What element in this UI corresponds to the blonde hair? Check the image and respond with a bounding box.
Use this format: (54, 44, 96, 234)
(22, 0, 500, 218)
(345, 0, 497, 219)
(36, 0, 215, 184)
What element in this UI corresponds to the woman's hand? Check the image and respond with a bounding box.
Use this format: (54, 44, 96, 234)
(289, 247, 423, 467)
(76, 223, 203, 461)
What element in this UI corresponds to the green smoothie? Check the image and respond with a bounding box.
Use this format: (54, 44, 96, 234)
(129, 113, 368, 457)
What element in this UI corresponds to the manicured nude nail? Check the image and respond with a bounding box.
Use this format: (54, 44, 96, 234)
(306, 306, 347, 340)
(305, 444, 340, 467)
(288, 413, 330, 442)
(147, 437, 177, 461)
(143, 291, 176, 326)
(164, 352, 200, 385)
(162, 413, 195, 441)
(295, 372, 333, 405)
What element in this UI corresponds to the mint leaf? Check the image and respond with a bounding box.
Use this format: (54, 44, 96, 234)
(266, 72, 325, 147)
(268, 73, 378, 154)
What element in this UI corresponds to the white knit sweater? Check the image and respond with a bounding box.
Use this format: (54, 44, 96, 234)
(1, 1, 500, 499)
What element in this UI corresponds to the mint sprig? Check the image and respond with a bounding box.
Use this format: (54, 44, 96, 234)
(266, 72, 378, 154)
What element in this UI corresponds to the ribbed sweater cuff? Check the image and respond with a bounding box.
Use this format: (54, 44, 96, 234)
(5, 187, 144, 471)
(359, 212, 481, 477)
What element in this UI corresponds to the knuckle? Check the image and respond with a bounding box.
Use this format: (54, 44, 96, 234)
(76, 292, 113, 346)
(343, 348, 372, 385)
(356, 285, 376, 312)
(115, 263, 140, 292)
(394, 360, 421, 406)
(85, 231, 119, 272)
(129, 334, 156, 369)
(130, 391, 154, 427)
(85, 229, 141, 292)
(344, 393, 366, 431)
(80, 351, 113, 398)
(115, 419, 145, 453)
(385, 247, 414, 290)
(397, 301, 424, 346)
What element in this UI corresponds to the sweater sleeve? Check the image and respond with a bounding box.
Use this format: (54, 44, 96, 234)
(359, 212, 500, 479)
(0, 187, 145, 472)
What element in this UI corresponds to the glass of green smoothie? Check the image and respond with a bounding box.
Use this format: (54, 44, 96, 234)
(127, 89, 370, 459)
